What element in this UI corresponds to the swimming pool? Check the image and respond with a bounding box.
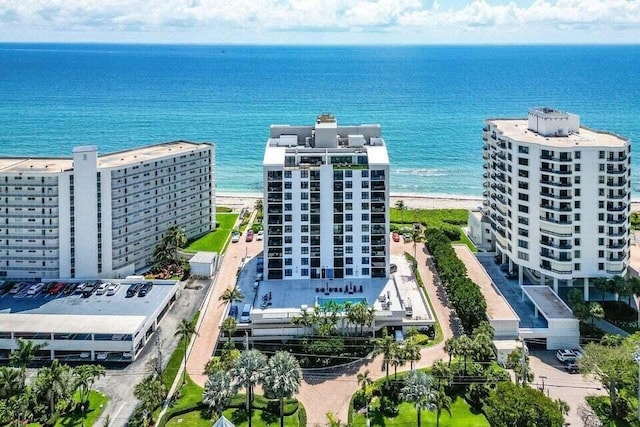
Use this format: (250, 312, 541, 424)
(317, 297, 367, 308)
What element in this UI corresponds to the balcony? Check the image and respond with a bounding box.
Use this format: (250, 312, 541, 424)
(540, 192, 572, 200)
(608, 254, 627, 262)
(607, 203, 627, 212)
(540, 239, 572, 250)
(540, 179, 571, 187)
(539, 216, 572, 225)
(607, 167, 627, 175)
(606, 217, 627, 225)
(540, 153, 572, 162)
(607, 154, 628, 162)
(607, 241, 627, 249)
(608, 192, 628, 200)
(607, 229, 628, 237)
(539, 263, 572, 275)
(607, 180, 628, 187)
(540, 167, 572, 175)
(540, 250, 572, 262)
(539, 203, 572, 212)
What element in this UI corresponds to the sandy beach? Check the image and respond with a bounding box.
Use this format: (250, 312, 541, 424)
(217, 191, 485, 211)
(218, 191, 640, 213)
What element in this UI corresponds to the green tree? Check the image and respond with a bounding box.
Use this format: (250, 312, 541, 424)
(221, 317, 237, 343)
(433, 386, 452, 427)
(32, 359, 75, 419)
(431, 359, 451, 388)
(174, 318, 198, 386)
(400, 370, 436, 427)
(74, 364, 106, 405)
(472, 321, 495, 362)
(609, 275, 626, 301)
(389, 343, 406, 379)
(593, 277, 612, 303)
(454, 335, 475, 375)
(262, 351, 302, 427)
(0, 367, 22, 400)
(372, 328, 396, 383)
(484, 382, 565, 427)
(404, 338, 422, 370)
(357, 369, 372, 393)
(219, 287, 245, 305)
(10, 338, 47, 388)
(506, 347, 534, 387)
(292, 308, 315, 336)
(395, 200, 407, 224)
(444, 337, 457, 367)
(588, 302, 605, 326)
(134, 375, 166, 424)
(203, 370, 233, 418)
(231, 349, 267, 427)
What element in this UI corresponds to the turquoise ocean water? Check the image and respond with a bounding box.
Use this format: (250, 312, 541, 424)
(0, 44, 638, 196)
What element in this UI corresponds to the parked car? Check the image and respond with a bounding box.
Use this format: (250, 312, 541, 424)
(564, 361, 579, 374)
(75, 282, 88, 294)
(95, 282, 108, 295)
(9, 282, 26, 294)
(402, 233, 412, 243)
(138, 283, 153, 297)
(106, 283, 120, 296)
(123, 352, 133, 359)
(27, 283, 46, 295)
(556, 349, 580, 362)
(256, 273, 263, 281)
(63, 283, 77, 295)
(231, 231, 241, 243)
(48, 283, 65, 295)
(82, 283, 97, 298)
(256, 230, 264, 241)
(246, 230, 254, 242)
(0, 281, 15, 294)
(126, 283, 142, 298)
(390, 263, 398, 273)
(96, 352, 108, 361)
(229, 305, 238, 317)
(392, 232, 400, 242)
(79, 352, 90, 359)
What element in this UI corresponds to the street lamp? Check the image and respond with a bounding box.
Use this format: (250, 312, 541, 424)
(633, 348, 640, 423)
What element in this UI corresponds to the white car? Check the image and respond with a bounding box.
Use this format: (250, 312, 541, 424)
(556, 349, 580, 362)
(27, 282, 45, 295)
(106, 283, 120, 296)
(256, 230, 264, 241)
(231, 232, 241, 243)
(123, 352, 133, 359)
(79, 352, 90, 359)
(95, 282, 108, 295)
(96, 352, 108, 361)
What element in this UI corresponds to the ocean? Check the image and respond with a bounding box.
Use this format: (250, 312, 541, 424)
(0, 44, 638, 197)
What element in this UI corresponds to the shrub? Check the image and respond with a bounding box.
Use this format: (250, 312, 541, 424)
(440, 224, 461, 241)
(352, 390, 369, 411)
(379, 395, 399, 417)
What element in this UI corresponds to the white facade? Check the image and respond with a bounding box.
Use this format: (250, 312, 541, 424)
(482, 108, 631, 295)
(263, 114, 390, 281)
(0, 141, 215, 280)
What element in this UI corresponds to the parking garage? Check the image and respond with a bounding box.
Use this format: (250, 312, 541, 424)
(0, 278, 180, 362)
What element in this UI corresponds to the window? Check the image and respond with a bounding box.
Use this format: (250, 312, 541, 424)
(345, 192, 353, 200)
(362, 224, 369, 232)
(285, 247, 292, 254)
(301, 203, 309, 211)
(518, 158, 529, 166)
(362, 246, 369, 254)
(345, 213, 353, 221)
(284, 192, 292, 200)
(574, 213, 580, 221)
(574, 263, 580, 270)
(598, 213, 604, 221)
(345, 181, 352, 189)
(345, 170, 352, 178)
(362, 257, 370, 264)
(301, 170, 308, 178)
(518, 193, 528, 201)
(598, 250, 604, 257)
(345, 235, 353, 243)
(285, 258, 292, 266)
(362, 192, 369, 199)
(518, 205, 529, 213)
(361, 203, 369, 210)
(598, 238, 604, 245)
(345, 224, 353, 232)
(301, 247, 309, 254)
(301, 235, 309, 243)
(285, 236, 292, 243)
(284, 171, 292, 178)
(599, 151, 605, 159)
(301, 192, 309, 200)
(518, 146, 529, 154)
(285, 269, 292, 277)
(346, 257, 353, 265)
(362, 267, 370, 275)
(301, 214, 309, 222)
(301, 268, 309, 276)
(598, 263, 604, 271)
(361, 213, 369, 221)
(599, 164, 605, 172)
(285, 203, 292, 211)
(361, 170, 369, 178)
(518, 239, 528, 249)
(345, 246, 353, 254)
(301, 258, 309, 265)
(285, 181, 292, 189)
(285, 225, 292, 233)
(575, 151, 581, 159)
(575, 164, 581, 172)
(517, 251, 529, 261)
(362, 235, 370, 243)
(574, 250, 581, 258)
(574, 238, 581, 246)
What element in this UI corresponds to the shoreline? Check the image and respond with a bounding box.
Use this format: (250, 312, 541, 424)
(217, 191, 640, 212)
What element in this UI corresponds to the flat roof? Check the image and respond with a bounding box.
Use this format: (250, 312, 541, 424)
(488, 119, 628, 148)
(98, 141, 211, 169)
(0, 281, 178, 334)
(0, 141, 211, 174)
(453, 244, 520, 321)
(189, 251, 218, 263)
(522, 286, 574, 319)
(0, 314, 145, 334)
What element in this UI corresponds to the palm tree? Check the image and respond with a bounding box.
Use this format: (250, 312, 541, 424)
(74, 364, 106, 405)
(134, 374, 166, 423)
(10, 338, 47, 388)
(455, 335, 474, 375)
(433, 386, 452, 427)
(292, 308, 315, 336)
(395, 200, 407, 224)
(431, 359, 451, 388)
(389, 343, 406, 379)
(262, 351, 302, 427)
(593, 277, 611, 303)
(203, 370, 233, 418)
(372, 329, 395, 382)
(219, 287, 245, 305)
(444, 337, 457, 367)
(33, 359, 74, 418)
(231, 349, 267, 427)
(400, 370, 436, 427)
(609, 275, 626, 301)
(404, 338, 421, 370)
(174, 318, 198, 386)
(221, 317, 238, 343)
(357, 369, 372, 394)
(506, 347, 534, 387)
(0, 367, 22, 399)
(588, 302, 605, 326)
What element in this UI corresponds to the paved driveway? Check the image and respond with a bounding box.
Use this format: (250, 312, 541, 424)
(528, 350, 605, 426)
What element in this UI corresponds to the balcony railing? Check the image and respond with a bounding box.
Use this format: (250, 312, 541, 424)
(539, 216, 572, 225)
(540, 179, 571, 187)
(540, 251, 572, 262)
(540, 240, 572, 250)
(540, 204, 572, 212)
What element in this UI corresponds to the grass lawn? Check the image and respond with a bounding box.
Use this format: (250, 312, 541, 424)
(391, 208, 477, 251)
(351, 397, 489, 427)
(184, 213, 238, 253)
(161, 311, 201, 389)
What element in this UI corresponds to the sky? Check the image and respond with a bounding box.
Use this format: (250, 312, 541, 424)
(0, 0, 639, 44)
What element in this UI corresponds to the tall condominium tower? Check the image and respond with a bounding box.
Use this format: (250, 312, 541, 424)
(263, 114, 390, 281)
(481, 107, 630, 295)
(0, 141, 215, 280)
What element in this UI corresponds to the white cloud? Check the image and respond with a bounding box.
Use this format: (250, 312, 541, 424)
(0, 0, 639, 40)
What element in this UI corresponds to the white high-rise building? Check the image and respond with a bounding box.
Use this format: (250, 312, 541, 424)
(263, 114, 390, 281)
(481, 107, 631, 296)
(0, 141, 215, 280)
